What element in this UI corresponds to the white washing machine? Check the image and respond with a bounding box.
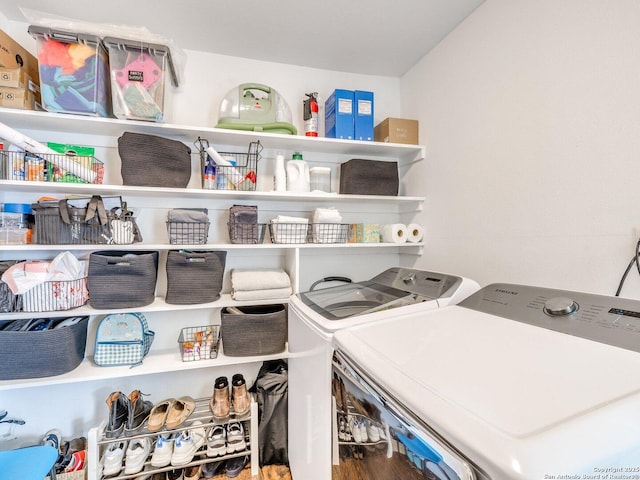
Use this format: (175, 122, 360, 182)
(288, 267, 479, 480)
(331, 283, 640, 479)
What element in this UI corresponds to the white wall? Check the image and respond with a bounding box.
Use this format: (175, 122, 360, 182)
(402, 0, 640, 298)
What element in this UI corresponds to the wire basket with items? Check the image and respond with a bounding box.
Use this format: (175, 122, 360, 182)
(196, 137, 262, 191)
(178, 325, 220, 361)
(0, 150, 104, 184)
(166, 208, 210, 245)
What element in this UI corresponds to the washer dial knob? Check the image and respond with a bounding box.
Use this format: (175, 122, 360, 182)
(544, 297, 578, 316)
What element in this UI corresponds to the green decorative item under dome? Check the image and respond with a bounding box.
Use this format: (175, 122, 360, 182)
(215, 83, 297, 135)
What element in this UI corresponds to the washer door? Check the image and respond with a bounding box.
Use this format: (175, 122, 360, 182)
(332, 350, 479, 480)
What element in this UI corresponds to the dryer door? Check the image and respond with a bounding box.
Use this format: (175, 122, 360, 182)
(332, 350, 481, 480)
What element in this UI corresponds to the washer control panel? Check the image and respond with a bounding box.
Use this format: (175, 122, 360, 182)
(370, 267, 463, 299)
(459, 283, 640, 353)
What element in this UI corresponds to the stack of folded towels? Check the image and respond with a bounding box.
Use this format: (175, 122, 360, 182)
(312, 207, 343, 243)
(270, 215, 308, 244)
(231, 268, 292, 301)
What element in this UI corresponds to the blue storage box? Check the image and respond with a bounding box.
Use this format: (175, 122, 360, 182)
(325, 89, 354, 139)
(354, 90, 374, 141)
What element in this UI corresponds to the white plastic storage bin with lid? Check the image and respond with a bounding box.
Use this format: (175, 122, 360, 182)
(28, 25, 111, 117)
(102, 37, 178, 122)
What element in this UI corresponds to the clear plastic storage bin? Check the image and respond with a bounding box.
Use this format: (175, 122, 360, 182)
(103, 37, 177, 122)
(28, 26, 111, 117)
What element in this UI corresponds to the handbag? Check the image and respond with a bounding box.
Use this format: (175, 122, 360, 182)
(87, 250, 159, 308)
(32, 195, 113, 244)
(118, 131, 192, 188)
(93, 313, 154, 367)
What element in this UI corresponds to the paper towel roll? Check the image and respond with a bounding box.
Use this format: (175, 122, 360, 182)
(407, 223, 425, 243)
(380, 224, 407, 243)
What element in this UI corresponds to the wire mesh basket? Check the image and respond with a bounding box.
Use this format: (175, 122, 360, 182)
(307, 223, 349, 244)
(227, 222, 267, 244)
(20, 277, 89, 312)
(0, 150, 104, 184)
(268, 222, 309, 244)
(166, 221, 210, 245)
(178, 325, 220, 361)
(196, 138, 262, 191)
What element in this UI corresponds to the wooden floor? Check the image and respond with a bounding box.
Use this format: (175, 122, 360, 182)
(209, 464, 292, 479)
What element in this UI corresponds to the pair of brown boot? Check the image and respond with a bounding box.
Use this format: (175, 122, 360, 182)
(209, 374, 250, 420)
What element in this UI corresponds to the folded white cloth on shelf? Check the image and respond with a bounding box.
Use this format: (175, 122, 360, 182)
(312, 207, 342, 224)
(231, 268, 291, 291)
(311, 207, 343, 243)
(273, 215, 308, 224)
(232, 287, 293, 301)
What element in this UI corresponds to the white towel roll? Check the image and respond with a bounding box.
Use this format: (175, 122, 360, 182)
(407, 223, 425, 243)
(380, 224, 407, 243)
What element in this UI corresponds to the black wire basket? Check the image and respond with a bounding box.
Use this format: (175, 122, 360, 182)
(196, 138, 262, 191)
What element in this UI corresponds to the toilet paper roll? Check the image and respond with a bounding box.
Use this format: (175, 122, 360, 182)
(407, 223, 425, 243)
(380, 224, 407, 243)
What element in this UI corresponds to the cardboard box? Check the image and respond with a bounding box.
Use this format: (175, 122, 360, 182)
(374, 117, 419, 145)
(325, 89, 354, 139)
(0, 29, 39, 85)
(0, 85, 36, 110)
(354, 90, 374, 141)
(0, 66, 41, 107)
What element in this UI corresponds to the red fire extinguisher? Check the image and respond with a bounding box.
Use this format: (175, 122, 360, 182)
(304, 92, 319, 137)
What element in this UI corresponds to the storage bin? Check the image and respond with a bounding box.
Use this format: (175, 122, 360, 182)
(268, 222, 308, 244)
(228, 222, 266, 244)
(28, 26, 110, 117)
(21, 277, 89, 312)
(0, 261, 22, 313)
(339, 158, 399, 196)
(87, 250, 159, 309)
(165, 250, 226, 305)
(177, 325, 220, 361)
(221, 304, 287, 356)
(0, 316, 89, 380)
(167, 208, 209, 244)
(32, 198, 112, 245)
(103, 36, 178, 122)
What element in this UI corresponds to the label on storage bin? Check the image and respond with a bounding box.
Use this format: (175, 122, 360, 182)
(338, 98, 353, 114)
(128, 70, 144, 82)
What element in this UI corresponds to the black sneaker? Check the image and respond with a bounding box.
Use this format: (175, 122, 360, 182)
(225, 455, 249, 478)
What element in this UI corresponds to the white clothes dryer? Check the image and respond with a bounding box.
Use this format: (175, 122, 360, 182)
(331, 283, 640, 479)
(288, 268, 479, 480)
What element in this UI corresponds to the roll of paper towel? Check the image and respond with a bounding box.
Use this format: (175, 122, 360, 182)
(380, 224, 407, 243)
(407, 223, 425, 243)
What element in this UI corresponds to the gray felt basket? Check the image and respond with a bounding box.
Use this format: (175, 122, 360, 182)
(0, 316, 89, 380)
(221, 304, 287, 356)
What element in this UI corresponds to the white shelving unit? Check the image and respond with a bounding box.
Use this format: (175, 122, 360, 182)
(0, 106, 425, 478)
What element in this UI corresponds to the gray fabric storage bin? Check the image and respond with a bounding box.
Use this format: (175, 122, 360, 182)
(165, 250, 226, 304)
(0, 316, 89, 380)
(339, 158, 399, 196)
(221, 304, 287, 356)
(87, 250, 159, 308)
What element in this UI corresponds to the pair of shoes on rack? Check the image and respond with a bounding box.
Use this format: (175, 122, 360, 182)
(147, 396, 196, 432)
(209, 374, 250, 420)
(105, 390, 154, 438)
(100, 437, 152, 476)
(205, 421, 246, 457)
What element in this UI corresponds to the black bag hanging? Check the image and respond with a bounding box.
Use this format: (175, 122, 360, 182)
(249, 359, 289, 466)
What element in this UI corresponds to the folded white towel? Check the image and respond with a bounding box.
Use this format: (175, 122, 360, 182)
(231, 268, 291, 291)
(313, 207, 342, 224)
(232, 287, 293, 301)
(274, 215, 308, 224)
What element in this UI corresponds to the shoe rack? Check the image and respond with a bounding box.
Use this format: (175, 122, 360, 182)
(87, 397, 259, 480)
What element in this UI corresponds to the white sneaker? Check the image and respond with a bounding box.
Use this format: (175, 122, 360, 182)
(358, 419, 368, 443)
(101, 439, 127, 476)
(206, 425, 227, 457)
(124, 437, 151, 474)
(348, 416, 361, 443)
(151, 432, 175, 467)
(367, 421, 380, 442)
(226, 421, 246, 454)
(171, 421, 206, 466)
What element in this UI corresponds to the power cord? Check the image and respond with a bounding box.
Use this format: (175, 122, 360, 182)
(615, 237, 640, 296)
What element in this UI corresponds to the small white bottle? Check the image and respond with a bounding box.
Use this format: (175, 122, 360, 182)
(274, 152, 286, 192)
